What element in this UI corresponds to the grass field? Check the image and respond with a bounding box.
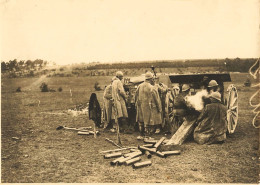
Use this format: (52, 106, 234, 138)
(1, 73, 259, 183)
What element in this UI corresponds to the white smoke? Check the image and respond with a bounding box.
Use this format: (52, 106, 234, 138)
(185, 90, 208, 111)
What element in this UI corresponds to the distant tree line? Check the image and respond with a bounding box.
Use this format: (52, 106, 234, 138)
(86, 58, 257, 73)
(1, 59, 49, 73)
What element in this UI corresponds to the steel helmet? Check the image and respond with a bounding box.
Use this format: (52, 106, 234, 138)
(208, 80, 218, 87)
(172, 85, 180, 90)
(145, 72, 153, 80)
(116, 71, 123, 77)
(210, 91, 221, 101)
(182, 84, 190, 92)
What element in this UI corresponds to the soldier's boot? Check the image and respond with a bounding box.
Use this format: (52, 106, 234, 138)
(137, 122, 145, 140)
(144, 125, 152, 138)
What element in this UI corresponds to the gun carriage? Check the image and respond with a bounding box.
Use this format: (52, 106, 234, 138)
(123, 72, 238, 134)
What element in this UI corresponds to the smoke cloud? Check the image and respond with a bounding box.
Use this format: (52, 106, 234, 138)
(185, 90, 208, 111)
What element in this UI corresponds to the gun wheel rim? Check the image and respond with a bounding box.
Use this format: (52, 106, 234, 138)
(226, 84, 238, 134)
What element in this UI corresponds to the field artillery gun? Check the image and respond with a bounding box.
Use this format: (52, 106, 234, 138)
(123, 72, 238, 135)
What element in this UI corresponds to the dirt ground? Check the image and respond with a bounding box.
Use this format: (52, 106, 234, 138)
(1, 73, 259, 183)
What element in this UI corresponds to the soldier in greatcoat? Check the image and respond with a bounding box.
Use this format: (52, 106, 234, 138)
(111, 71, 128, 132)
(154, 76, 168, 133)
(103, 77, 116, 132)
(135, 71, 154, 139)
(150, 80, 163, 133)
(194, 92, 227, 144)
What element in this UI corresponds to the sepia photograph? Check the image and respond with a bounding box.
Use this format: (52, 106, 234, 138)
(1, 0, 259, 183)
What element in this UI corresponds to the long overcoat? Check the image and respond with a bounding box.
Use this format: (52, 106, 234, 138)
(135, 81, 153, 125)
(111, 78, 128, 118)
(103, 85, 115, 123)
(193, 99, 228, 144)
(150, 86, 162, 125)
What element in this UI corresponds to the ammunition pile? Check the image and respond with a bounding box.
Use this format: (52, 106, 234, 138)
(67, 103, 89, 116)
(102, 137, 181, 169)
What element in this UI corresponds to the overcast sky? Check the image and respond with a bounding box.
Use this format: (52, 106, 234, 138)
(0, 0, 259, 65)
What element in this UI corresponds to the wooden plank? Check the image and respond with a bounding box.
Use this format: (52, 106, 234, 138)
(166, 118, 196, 145)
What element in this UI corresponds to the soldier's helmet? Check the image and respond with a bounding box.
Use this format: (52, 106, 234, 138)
(208, 80, 218, 87)
(116, 71, 124, 77)
(145, 71, 153, 80)
(182, 84, 190, 92)
(210, 91, 221, 101)
(172, 85, 180, 90)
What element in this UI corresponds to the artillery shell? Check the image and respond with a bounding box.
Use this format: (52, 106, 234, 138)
(78, 131, 90, 135)
(145, 151, 152, 159)
(143, 138, 157, 144)
(89, 131, 100, 135)
(162, 150, 181, 156)
(130, 148, 140, 152)
(142, 144, 154, 148)
(156, 151, 166, 158)
(104, 152, 122, 159)
(154, 137, 166, 150)
(133, 160, 152, 169)
(125, 157, 141, 165)
(124, 152, 135, 157)
(138, 145, 156, 153)
(117, 151, 142, 164)
(110, 156, 125, 166)
(100, 148, 130, 154)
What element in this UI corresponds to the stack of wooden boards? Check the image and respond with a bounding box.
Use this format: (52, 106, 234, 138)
(101, 137, 181, 169)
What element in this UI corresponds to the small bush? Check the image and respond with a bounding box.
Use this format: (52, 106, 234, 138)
(16, 87, 21, 92)
(58, 87, 63, 92)
(94, 82, 101, 91)
(40, 82, 49, 92)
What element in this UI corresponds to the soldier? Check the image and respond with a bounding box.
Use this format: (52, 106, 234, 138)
(150, 78, 163, 134)
(103, 77, 116, 132)
(135, 71, 154, 139)
(207, 80, 219, 94)
(171, 84, 192, 134)
(193, 92, 228, 144)
(164, 85, 180, 132)
(153, 76, 168, 134)
(111, 71, 128, 132)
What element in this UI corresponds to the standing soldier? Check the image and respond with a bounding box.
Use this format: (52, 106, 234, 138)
(150, 78, 163, 134)
(135, 71, 154, 139)
(103, 77, 116, 132)
(154, 76, 168, 133)
(112, 71, 128, 132)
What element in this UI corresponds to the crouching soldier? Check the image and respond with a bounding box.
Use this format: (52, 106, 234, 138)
(193, 92, 227, 144)
(170, 84, 192, 134)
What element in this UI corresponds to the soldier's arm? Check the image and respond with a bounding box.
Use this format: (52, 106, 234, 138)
(117, 81, 127, 100)
(195, 106, 208, 125)
(152, 88, 162, 112)
(104, 86, 112, 99)
(134, 85, 140, 104)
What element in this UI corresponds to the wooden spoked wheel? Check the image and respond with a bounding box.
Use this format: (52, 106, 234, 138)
(226, 84, 238, 134)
